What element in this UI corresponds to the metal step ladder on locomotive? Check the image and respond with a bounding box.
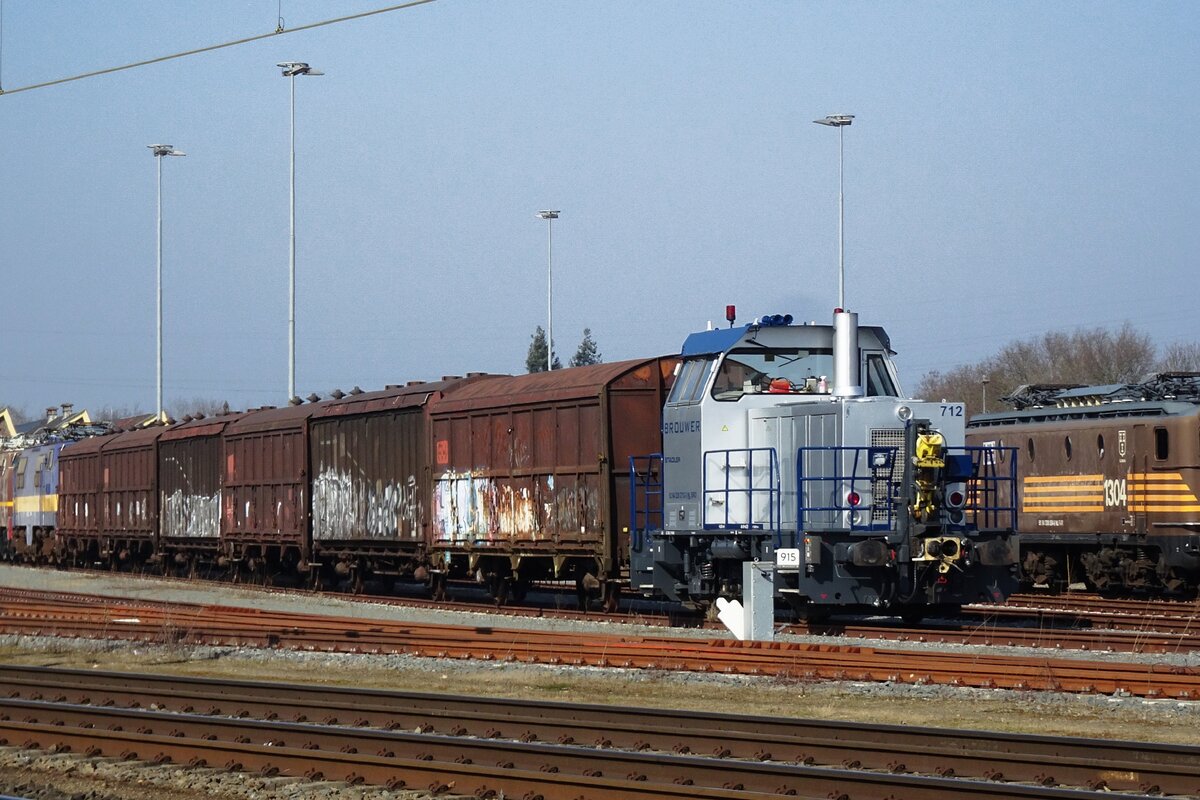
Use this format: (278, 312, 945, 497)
(629, 307, 1020, 622)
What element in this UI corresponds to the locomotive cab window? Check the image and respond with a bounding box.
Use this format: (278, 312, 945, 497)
(14, 457, 26, 489)
(711, 347, 834, 401)
(1155, 427, 1169, 460)
(864, 353, 899, 397)
(667, 357, 715, 405)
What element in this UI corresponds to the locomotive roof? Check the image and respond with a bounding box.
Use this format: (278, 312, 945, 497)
(970, 400, 1199, 428)
(975, 372, 1200, 427)
(433, 357, 672, 413)
(680, 322, 893, 358)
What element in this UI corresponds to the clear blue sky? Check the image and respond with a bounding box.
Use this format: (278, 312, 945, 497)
(1, 1, 1197, 415)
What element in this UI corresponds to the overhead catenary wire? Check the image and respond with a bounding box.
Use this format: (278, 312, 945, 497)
(0, 0, 437, 97)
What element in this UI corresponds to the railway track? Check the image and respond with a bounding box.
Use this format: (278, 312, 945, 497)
(0, 666, 1190, 798)
(3, 588, 1200, 698)
(11, 567, 1200, 656)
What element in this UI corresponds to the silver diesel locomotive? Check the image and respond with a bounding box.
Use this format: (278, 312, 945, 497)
(630, 308, 1019, 619)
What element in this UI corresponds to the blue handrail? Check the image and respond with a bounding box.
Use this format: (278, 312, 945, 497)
(628, 453, 664, 552)
(795, 444, 1018, 532)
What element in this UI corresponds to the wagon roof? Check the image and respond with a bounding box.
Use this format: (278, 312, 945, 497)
(311, 375, 498, 420)
(159, 412, 250, 442)
(433, 357, 672, 413)
(61, 434, 109, 457)
(100, 425, 166, 452)
(222, 402, 321, 436)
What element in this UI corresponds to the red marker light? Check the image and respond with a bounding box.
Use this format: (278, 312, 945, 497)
(725, 305, 737, 325)
(847, 491, 861, 507)
(948, 490, 965, 507)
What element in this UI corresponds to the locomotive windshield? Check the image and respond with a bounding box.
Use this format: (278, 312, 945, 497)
(710, 347, 898, 401)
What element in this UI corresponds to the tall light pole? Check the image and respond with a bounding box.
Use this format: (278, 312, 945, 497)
(813, 113, 853, 309)
(536, 210, 560, 372)
(148, 144, 186, 423)
(982, 376, 991, 413)
(278, 61, 323, 403)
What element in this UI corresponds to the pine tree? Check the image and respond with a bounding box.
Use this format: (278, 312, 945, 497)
(569, 328, 603, 367)
(526, 326, 561, 373)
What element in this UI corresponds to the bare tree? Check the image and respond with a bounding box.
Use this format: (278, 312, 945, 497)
(169, 396, 233, 418)
(1157, 342, 1200, 373)
(91, 404, 150, 424)
(915, 323, 1157, 417)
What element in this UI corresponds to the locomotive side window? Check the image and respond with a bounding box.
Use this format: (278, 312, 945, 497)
(668, 358, 715, 405)
(1064, 436, 1073, 461)
(865, 354, 898, 397)
(1097, 434, 1105, 458)
(686, 358, 716, 403)
(1155, 427, 1169, 460)
(1026, 439, 1035, 462)
(14, 457, 26, 489)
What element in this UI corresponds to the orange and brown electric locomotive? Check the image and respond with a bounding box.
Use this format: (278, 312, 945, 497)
(967, 374, 1200, 594)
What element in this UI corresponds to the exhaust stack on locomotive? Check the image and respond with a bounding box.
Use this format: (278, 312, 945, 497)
(629, 308, 1019, 619)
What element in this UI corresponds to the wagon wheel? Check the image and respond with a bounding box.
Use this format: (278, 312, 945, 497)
(430, 573, 448, 602)
(489, 573, 510, 608)
(309, 566, 326, 592)
(575, 576, 590, 613)
(509, 576, 530, 603)
(601, 582, 621, 614)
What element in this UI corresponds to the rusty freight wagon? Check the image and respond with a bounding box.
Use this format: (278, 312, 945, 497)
(58, 426, 164, 568)
(158, 413, 246, 575)
(428, 357, 675, 607)
(220, 404, 320, 582)
(308, 377, 490, 591)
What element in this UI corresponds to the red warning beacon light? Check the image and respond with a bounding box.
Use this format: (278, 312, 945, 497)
(726, 305, 737, 327)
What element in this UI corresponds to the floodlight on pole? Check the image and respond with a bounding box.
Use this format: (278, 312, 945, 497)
(536, 210, 560, 372)
(277, 61, 323, 404)
(812, 113, 853, 309)
(148, 144, 186, 424)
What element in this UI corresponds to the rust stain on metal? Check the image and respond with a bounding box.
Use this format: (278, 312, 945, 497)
(433, 471, 599, 543)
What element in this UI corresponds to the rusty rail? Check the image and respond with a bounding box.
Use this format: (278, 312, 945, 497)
(3, 589, 1200, 698)
(0, 684, 1180, 798)
(0, 665, 1195, 795)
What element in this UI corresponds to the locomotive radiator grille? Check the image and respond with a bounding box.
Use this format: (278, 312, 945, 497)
(869, 428, 906, 518)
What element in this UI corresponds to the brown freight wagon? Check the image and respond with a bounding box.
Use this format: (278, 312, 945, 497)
(221, 404, 318, 582)
(158, 413, 247, 575)
(428, 357, 675, 607)
(57, 435, 105, 563)
(308, 378, 491, 592)
(58, 427, 163, 568)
